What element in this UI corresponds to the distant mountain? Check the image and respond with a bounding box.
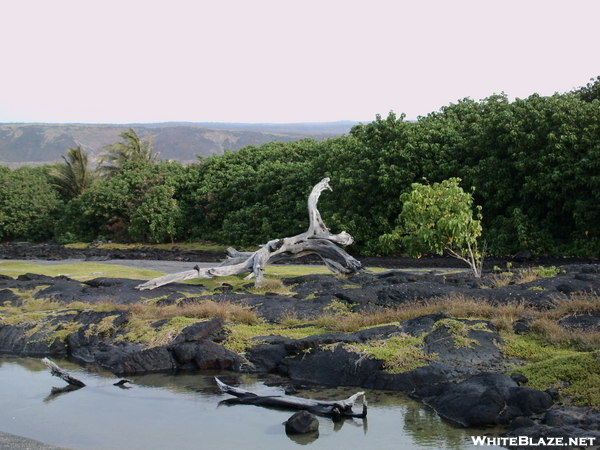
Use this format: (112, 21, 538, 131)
(0, 121, 361, 167)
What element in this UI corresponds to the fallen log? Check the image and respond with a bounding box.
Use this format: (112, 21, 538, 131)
(42, 357, 86, 387)
(215, 377, 367, 419)
(136, 178, 362, 290)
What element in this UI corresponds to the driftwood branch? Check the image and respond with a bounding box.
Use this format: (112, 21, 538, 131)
(215, 378, 367, 419)
(42, 358, 86, 387)
(136, 178, 362, 290)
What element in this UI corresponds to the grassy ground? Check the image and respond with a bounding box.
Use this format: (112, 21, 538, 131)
(0, 260, 347, 282)
(0, 261, 165, 281)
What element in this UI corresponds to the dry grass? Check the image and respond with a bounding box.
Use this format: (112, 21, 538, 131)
(20, 297, 64, 313)
(547, 292, 600, 319)
(489, 271, 515, 287)
(529, 318, 600, 352)
(307, 292, 538, 335)
(113, 288, 600, 352)
(115, 299, 260, 326)
(279, 311, 303, 328)
(489, 269, 538, 287)
(520, 292, 600, 351)
(528, 317, 577, 346)
(488, 266, 560, 288)
(515, 268, 541, 284)
(1, 292, 72, 326)
(423, 293, 600, 352)
(111, 300, 260, 347)
(312, 306, 410, 333)
(411, 294, 529, 324)
(250, 278, 293, 296)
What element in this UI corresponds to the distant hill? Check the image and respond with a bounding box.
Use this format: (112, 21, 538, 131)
(0, 121, 361, 167)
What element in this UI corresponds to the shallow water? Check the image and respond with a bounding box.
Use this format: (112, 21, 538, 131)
(0, 356, 505, 450)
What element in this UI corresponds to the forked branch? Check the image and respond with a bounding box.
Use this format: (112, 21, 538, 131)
(136, 178, 362, 290)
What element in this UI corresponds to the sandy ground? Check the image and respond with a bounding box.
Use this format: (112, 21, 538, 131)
(0, 431, 72, 450)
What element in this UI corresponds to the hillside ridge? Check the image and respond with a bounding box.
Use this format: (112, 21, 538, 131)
(0, 121, 360, 167)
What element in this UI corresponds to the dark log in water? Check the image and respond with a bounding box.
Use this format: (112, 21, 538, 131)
(216, 377, 367, 419)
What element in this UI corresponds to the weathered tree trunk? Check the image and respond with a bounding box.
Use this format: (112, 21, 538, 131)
(216, 378, 367, 419)
(136, 178, 362, 290)
(42, 358, 86, 387)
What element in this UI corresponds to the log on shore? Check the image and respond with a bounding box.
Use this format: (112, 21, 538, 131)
(136, 178, 362, 290)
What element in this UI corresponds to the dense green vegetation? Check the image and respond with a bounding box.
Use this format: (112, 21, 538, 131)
(1, 77, 599, 256)
(0, 165, 61, 242)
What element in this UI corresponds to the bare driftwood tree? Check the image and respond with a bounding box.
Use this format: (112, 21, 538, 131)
(136, 178, 362, 290)
(216, 378, 367, 419)
(42, 358, 86, 387)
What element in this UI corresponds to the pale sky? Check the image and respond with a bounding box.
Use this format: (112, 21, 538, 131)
(1, 0, 598, 124)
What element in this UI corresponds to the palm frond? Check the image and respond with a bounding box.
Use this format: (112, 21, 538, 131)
(48, 146, 101, 198)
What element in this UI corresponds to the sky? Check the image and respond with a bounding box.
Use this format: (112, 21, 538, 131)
(1, 0, 599, 125)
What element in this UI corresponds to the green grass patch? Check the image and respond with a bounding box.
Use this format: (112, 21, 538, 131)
(532, 266, 561, 277)
(433, 318, 494, 348)
(0, 258, 385, 294)
(513, 351, 600, 406)
(502, 334, 581, 362)
(351, 334, 438, 373)
(84, 314, 123, 338)
(51, 321, 84, 342)
(116, 316, 201, 348)
(183, 265, 379, 293)
(2, 309, 84, 344)
(264, 265, 335, 277)
(222, 323, 330, 353)
(323, 299, 353, 316)
(0, 261, 165, 282)
(503, 335, 600, 406)
(0, 295, 69, 325)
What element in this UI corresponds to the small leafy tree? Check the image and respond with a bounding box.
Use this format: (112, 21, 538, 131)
(381, 178, 485, 277)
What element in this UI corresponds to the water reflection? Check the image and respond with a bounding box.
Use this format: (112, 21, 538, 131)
(44, 384, 83, 403)
(0, 356, 505, 450)
(404, 405, 467, 448)
(287, 430, 320, 445)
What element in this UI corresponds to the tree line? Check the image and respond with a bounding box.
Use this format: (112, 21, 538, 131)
(1, 76, 599, 257)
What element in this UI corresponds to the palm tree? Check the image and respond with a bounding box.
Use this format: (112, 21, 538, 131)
(48, 146, 101, 199)
(101, 128, 159, 176)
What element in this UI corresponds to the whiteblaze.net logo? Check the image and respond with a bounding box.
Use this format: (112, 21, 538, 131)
(471, 436, 597, 447)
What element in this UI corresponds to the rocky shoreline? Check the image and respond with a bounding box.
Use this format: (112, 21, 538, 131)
(1, 242, 600, 449)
